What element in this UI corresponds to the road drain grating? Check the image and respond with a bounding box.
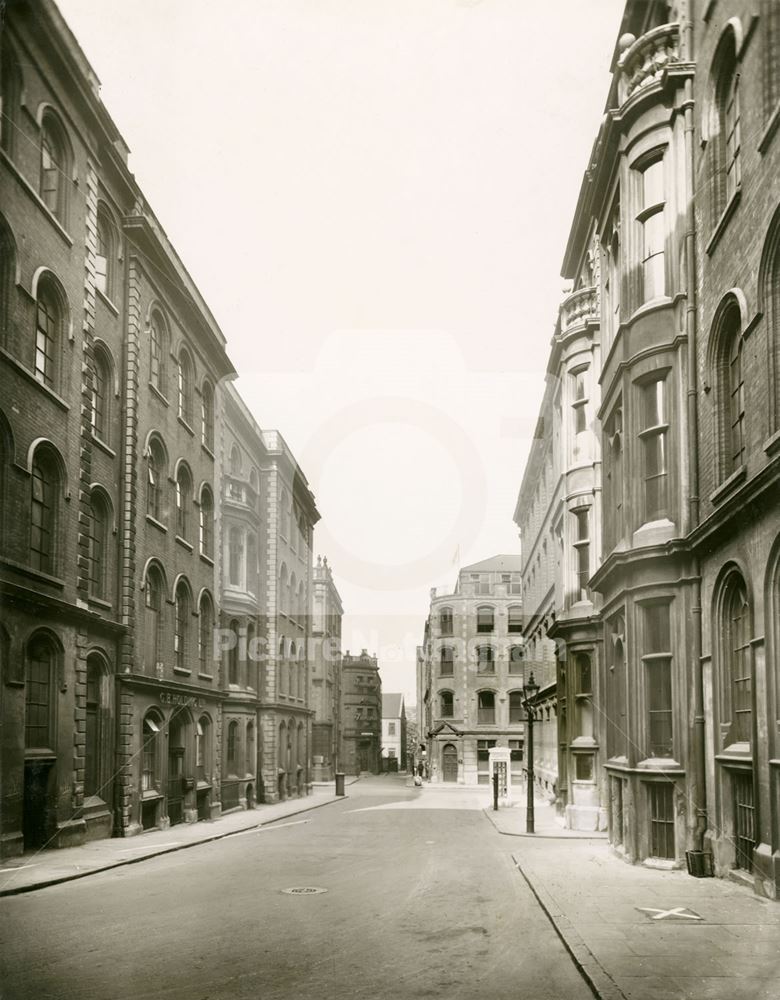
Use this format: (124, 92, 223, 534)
(281, 886, 328, 895)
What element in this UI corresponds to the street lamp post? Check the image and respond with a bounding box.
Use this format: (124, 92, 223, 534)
(523, 671, 539, 834)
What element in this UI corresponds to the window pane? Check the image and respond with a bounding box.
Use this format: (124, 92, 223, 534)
(642, 379, 666, 429)
(25, 643, 52, 747)
(642, 159, 664, 208)
(647, 658, 673, 756)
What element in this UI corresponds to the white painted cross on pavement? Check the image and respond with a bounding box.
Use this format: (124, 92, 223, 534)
(636, 906, 703, 921)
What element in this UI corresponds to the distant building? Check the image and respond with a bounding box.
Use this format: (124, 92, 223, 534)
(418, 556, 525, 786)
(381, 693, 407, 772)
(310, 556, 343, 780)
(339, 651, 382, 775)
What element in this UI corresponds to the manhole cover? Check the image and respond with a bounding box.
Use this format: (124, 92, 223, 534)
(281, 886, 328, 895)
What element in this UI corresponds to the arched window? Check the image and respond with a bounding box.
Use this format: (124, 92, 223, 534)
(25, 633, 56, 749)
(0, 215, 14, 331)
(30, 445, 61, 574)
(229, 526, 244, 588)
(198, 593, 214, 675)
(246, 622, 257, 690)
(89, 490, 109, 600)
(246, 722, 255, 775)
(711, 299, 746, 479)
(439, 690, 454, 719)
(279, 562, 288, 615)
(477, 690, 495, 724)
(476, 606, 494, 633)
(278, 637, 286, 694)
(712, 31, 741, 221)
(1, 45, 21, 157)
(177, 348, 194, 424)
(142, 712, 161, 791)
(95, 206, 115, 300)
(476, 645, 495, 673)
(149, 311, 168, 394)
(201, 380, 214, 451)
(40, 111, 70, 224)
(298, 581, 305, 622)
(440, 646, 454, 676)
(84, 654, 105, 797)
(509, 691, 524, 724)
(724, 575, 751, 744)
(280, 488, 290, 538)
(196, 715, 211, 781)
(144, 565, 164, 668)
(509, 644, 524, 675)
(91, 345, 112, 443)
(297, 647, 305, 698)
(508, 605, 523, 634)
(228, 618, 240, 685)
(146, 438, 166, 522)
(290, 572, 298, 618)
(247, 533, 257, 596)
(175, 463, 192, 539)
(230, 445, 242, 476)
(174, 580, 191, 672)
(199, 485, 214, 558)
(35, 275, 63, 389)
(439, 606, 453, 636)
(227, 720, 239, 775)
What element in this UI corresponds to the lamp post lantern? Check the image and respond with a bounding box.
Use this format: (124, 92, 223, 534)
(523, 671, 539, 834)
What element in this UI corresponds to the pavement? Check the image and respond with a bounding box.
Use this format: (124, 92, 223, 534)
(504, 824, 780, 1000)
(0, 777, 359, 897)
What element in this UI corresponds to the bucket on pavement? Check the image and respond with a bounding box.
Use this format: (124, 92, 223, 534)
(335, 772, 345, 796)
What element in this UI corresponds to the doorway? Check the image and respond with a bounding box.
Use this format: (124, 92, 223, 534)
(167, 712, 188, 826)
(23, 760, 54, 849)
(442, 743, 458, 783)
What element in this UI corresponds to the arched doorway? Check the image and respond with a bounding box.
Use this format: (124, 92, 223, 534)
(167, 709, 190, 826)
(442, 743, 458, 783)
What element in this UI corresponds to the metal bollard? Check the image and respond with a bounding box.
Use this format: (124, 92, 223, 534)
(335, 772, 345, 796)
(492, 770, 499, 811)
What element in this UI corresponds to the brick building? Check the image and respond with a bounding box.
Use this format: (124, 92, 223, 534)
(517, 0, 780, 897)
(339, 650, 382, 775)
(262, 430, 320, 800)
(0, 0, 330, 851)
(418, 557, 525, 787)
(216, 383, 268, 812)
(310, 555, 343, 781)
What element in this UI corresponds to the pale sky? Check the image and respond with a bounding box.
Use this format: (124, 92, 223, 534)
(57, 0, 624, 706)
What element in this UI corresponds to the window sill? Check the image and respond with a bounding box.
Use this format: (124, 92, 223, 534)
(96, 286, 119, 317)
(146, 515, 167, 533)
(636, 757, 684, 772)
(172, 667, 191, 676)
(763, 429, 780, 457)
(141, 790, 163, 801)
(710, 465, 747, 506)
(87, 596, 112, 611)
(177, 415, 195, 437)
(759, 99, 780, 154)
(0, 348, 70, 410)
(175, 535, 193, 552)
(201, 443, 215, 461)
(197, 673, 213, 681)
(705, 187, 742, 257)
(149, 382, 169, 407)
(91, 434, 116, 459)
(0, 556, 65, 589)
(199, 553, 215, 567)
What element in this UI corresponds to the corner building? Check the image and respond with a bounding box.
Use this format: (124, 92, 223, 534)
(531, 0, 780, 896)
(340, 651, 382, 775)
(421, 557, 525, 787)
(0, 0, 231, 852)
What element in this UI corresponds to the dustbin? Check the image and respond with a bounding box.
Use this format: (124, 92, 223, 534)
(335, 772, 345, 796)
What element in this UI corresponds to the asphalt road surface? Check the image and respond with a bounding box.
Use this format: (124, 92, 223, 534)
(0, 775, 591, 1000)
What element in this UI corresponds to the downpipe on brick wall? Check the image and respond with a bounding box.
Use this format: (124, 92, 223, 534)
(682, 2, 707, 855)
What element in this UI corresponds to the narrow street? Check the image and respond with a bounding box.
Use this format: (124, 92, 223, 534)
(0, 776, 590, 1000)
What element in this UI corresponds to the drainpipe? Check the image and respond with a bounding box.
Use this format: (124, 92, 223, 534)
(681, 3, 707, 854)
